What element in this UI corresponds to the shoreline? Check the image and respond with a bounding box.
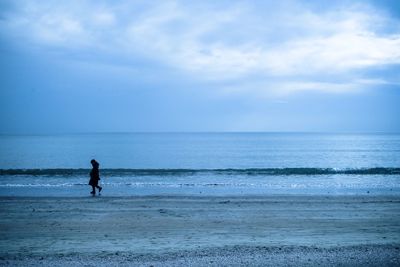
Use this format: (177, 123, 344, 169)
(1, 195, 399, 266)
(2, 244, 400, 266)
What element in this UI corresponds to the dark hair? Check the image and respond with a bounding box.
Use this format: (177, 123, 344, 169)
(91, 159, 99, 167)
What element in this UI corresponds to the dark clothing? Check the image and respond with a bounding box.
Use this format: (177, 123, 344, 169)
(88, 160, 102, 195)
(89, 167, 100, 186)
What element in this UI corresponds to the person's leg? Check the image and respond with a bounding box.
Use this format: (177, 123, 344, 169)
(91, 186, 95, 195)
(97, 185, 102, 193)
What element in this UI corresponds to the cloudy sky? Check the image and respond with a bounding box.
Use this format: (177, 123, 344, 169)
(1, 0, 399, 133)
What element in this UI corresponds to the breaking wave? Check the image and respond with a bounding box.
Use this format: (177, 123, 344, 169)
(1, 167, 399, 176)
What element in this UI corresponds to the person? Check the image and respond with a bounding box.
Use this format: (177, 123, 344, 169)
(89, 159, 102, 196)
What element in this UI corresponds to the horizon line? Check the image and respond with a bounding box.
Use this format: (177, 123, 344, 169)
(0, 131, 399, 136)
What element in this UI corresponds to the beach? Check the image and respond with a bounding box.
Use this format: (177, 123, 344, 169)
(1, 133, 400, 265)
(1, 195, 399, 266)
(2, 0, 400, 262)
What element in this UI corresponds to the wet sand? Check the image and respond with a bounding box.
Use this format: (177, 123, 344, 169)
(0, 195, 399, 266)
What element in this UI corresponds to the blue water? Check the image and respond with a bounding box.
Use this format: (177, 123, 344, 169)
(0, 133, 399, 196)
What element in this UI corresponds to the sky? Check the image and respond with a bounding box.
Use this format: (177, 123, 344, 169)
(0, 0, 399, 133)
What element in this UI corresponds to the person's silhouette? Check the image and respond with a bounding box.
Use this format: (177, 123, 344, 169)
(89, 159, 102, 195)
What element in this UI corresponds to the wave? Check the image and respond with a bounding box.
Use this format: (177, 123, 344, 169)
(1, 167, 400, 176)
(0, 182, 253, 188)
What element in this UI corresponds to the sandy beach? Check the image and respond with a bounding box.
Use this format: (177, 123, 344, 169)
(1, 195, 399, 266)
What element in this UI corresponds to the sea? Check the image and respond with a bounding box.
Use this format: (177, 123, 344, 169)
(0, 133, 399, 197)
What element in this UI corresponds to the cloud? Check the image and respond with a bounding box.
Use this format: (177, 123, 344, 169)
(263, 32, 400, 75)
(1, 0, 399, 95)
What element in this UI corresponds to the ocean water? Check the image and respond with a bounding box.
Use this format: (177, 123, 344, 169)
(0, 133, 399, 196)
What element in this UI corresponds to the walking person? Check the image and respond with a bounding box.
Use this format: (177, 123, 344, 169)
(89, 159, 102, 196)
